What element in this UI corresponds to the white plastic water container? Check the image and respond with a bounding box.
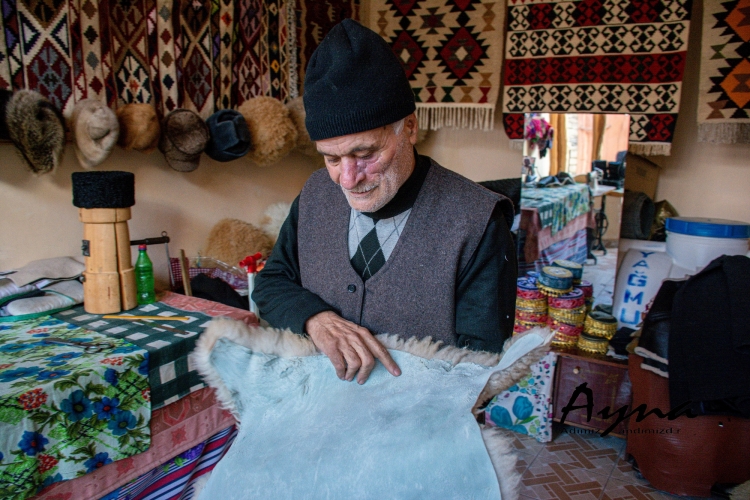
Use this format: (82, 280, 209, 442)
(612, 219, 749, 329)
(665, 217, 750, 275)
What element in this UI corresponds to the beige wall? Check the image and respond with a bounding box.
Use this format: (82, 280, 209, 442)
(651, 0, 750, 223)
(0, 111, 521, 286)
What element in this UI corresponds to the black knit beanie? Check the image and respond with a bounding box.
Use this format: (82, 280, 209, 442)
(303, 19, 416, 141)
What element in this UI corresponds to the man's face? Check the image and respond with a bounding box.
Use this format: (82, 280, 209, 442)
(316, 115, 418, 213)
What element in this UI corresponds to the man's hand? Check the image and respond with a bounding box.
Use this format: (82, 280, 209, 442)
(305, 311, 401, 384)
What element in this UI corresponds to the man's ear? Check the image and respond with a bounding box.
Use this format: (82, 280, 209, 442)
(405, 113, 419, 146)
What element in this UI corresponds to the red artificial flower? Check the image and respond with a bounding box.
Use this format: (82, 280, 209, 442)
(18, 388, 48, 410)
(239, 253, 263, 273)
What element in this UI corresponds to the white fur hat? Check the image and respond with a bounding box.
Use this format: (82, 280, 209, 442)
(71, 99, 120, 169)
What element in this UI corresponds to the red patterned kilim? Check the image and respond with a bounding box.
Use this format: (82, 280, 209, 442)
(502, 0, 692, 156)
(697, 0, 750, 144)
(369, 0, 506, 131)
(179, 0, 214, 118)
(295, 0, 359, 91)
(0, 0, 298, 119)
(16, 0, 76, 114)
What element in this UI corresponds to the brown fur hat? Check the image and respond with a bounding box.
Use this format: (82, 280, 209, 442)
(116, 103, 161, 153)
(203, 218, 275, 268)
(71, 99, 120, 169)
(285, 96, 318, 157)
(238, 97, 298, 167)
(6, 90, 66, 174)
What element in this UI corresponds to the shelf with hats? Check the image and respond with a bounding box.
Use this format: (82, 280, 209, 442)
(0, 86, 319, 174)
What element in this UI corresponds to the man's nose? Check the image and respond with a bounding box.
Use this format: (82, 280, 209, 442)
(339, 157, 364, 190)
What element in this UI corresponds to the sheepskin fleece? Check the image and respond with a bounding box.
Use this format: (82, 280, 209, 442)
(286, 96, 318, 157)
(260, 202, 292, 243)
(202, 218, 275, 266)
(238, 96, 298, 167)
(192, 319, 551, 500)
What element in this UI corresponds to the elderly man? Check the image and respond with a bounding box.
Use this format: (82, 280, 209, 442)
(252, 19, 516, 384)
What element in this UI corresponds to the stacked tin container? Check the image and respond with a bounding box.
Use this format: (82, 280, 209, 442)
(514, 276, 548, 335)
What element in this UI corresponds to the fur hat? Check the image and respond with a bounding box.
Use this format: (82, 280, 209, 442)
(203, 218, 275, 267)
(158, 109, 210, 172)
(116, 103, 161, 153)
(5, 90, 66, 174)
(205, 109, 252, 162)
(238, 97, 298, 167)
(285, 96, 318, 158)
(71, 99, 119, 169)
(0, 89, 12, 141)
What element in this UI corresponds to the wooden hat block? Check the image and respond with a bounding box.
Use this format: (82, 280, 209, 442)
(72, 171, 138, 314)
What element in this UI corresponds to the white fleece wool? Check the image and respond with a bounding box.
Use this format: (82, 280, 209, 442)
(191, 320, 551, 500)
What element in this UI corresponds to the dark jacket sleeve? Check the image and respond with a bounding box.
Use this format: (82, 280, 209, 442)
(251, 196, 334, 334)
(455, 204, 517, 353)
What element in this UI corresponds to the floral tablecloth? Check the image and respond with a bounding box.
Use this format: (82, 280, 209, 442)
(521, 184, 591, 235)
(484, 352, 558, 442)
(0, 317, 150, 500)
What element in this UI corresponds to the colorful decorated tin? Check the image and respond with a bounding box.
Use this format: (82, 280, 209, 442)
(577, 333, 609, 354)
(517, 277, 545, 300)
(548, 289, 586, 310)
(537, 266, 574, 296)
(552, 259, 584, 283)
(584, 311, 618, 339)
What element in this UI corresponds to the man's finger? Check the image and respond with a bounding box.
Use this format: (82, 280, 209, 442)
(327, 349, 347, 380)
(352, 342, 376, 385)
(341, 345, 361, 382)
(360, 333, 401, 377)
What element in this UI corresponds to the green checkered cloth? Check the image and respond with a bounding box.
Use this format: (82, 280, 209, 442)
(54, 303, 212, 409)
(521, 184, 590, 235)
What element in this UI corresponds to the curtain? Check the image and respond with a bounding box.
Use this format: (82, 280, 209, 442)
(548, 113, 567, 175)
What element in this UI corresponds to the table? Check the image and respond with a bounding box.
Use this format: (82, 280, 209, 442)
(0, 317, 151, 499)
(519, 184, 593, 272)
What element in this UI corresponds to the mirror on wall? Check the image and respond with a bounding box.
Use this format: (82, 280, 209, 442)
(517, 113, 630, 309)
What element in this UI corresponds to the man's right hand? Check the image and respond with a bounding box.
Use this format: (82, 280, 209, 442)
(304, 311, 401, 384)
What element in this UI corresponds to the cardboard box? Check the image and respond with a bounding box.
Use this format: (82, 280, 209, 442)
(625, 153, 660, 200)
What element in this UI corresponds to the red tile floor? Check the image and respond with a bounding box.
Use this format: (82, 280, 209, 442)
(500, 424, 721, 500)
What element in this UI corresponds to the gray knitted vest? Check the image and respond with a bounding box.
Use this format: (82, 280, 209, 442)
(298, 160, 500, 346)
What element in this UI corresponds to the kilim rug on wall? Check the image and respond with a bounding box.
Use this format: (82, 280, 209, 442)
(368, 0, 505, 131)
(697, 0, 750, 144)
(502, 0, 692, 156)
(0, 0, 299, 118)
(295, 0, 359, 93)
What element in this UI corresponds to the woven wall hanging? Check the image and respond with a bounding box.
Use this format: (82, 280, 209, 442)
(368, 0, 505, 131)
(0, 0, 299, 118)
(697, 0, 750, 144)
(502, 0, 692, 156)
(295, 0, 360, 93)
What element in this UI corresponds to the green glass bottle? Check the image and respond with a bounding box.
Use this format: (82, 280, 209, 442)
(135, 244, 156, 305)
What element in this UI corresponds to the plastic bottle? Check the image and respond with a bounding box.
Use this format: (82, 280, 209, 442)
(135, 244, 156, 305)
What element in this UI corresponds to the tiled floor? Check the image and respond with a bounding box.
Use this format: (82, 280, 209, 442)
(499, 424, 722, 500)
